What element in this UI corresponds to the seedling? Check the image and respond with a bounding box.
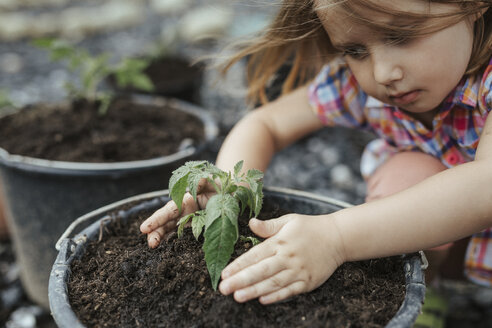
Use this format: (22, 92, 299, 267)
(0, 89, 14, 112)
(33, 38, 154, 115)
(169, 160, 264, 290)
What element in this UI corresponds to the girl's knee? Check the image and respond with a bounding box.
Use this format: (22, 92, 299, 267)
(366, 151, 447, 201)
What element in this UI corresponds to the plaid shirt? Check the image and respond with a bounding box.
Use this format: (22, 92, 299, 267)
(308, 56, 492, 286)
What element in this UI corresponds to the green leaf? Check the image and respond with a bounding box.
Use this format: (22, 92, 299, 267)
(203, 217, 238, 290)
(223, 184, 237, 195)
(0, 89, 14, 109)
(234, 185, 253, 215)
(97, 92, 113, 116)
(32, 38, 56, 48)
(33, 38, 75, 61)
(177, 213, 194, 238)
(253, 181, 263, 217)
(128, 74, 155, 92)
(205, 163, 225, 180)
(114, 58, 154, 92)
(245, 169, 264, 217)
(246, 169, 264, 182)
(240, 235, 261, 246)
(205, 194, 239, 229)
(233, 160, 243, 177)
(191, 212, 206, 240)
(188, 170, 210, 201)
(169, 161, 208, 211)
(169, 171, 190, 212)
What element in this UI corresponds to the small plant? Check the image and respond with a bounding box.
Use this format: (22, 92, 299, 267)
(169, 160, 264, 290)
(0, 89, 15, 112)
(33, 38, 154, 115)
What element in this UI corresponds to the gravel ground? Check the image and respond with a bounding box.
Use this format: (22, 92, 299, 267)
(0, 1, 491, 327)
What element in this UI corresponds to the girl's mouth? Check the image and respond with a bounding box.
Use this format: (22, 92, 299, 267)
(389, 90, 420, 106)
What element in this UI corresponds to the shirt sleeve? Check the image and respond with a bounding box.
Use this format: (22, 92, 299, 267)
(308, 58, 369, 128)
(478, 57, 492, 114)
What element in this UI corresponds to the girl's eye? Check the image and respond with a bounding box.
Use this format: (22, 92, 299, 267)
(342, 47, 368, 60)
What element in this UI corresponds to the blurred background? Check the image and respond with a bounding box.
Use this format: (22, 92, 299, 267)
(0, 1, 490, 327)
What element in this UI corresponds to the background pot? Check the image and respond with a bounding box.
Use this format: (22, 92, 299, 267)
(107, 56, 205, 105)
(49, 187, 426, 328)
(0, 95, 218, 309)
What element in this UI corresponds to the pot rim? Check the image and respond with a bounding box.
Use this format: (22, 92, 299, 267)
(0, 95, 218, 174)
(55, 186, 353, 251)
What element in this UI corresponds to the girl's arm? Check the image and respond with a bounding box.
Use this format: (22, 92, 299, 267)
(215, 85, 324, 173)
(219, 112, 492, 304)
(338, 113, 492, 260)
(140, 85, 324, 246)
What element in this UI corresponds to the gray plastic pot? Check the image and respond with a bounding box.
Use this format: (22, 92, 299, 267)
(49, 187, 426, 328)
(0, 95, 218, 309)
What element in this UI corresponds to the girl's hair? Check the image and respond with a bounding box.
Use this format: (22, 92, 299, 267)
(221, 0, 492, 105)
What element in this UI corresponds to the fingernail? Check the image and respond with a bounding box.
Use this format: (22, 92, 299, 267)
(235, 290, 246, 302)
(220, 282, 230, 294)
(259, 295, 270, 304)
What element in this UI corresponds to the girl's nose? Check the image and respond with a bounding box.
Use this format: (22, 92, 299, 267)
(372, 49, 403, 86)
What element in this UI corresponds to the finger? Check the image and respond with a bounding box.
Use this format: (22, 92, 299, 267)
(232, 269, 297, 303)
(221, 241, 277, 279)
(140, 193, 198, 234)
(147, 227, 165, 248)
(196, 178, 209, 193)
(181, 192, 200, 216)
(249, 216, 291, 238)
(146, 219, 178, 248)
(258, 280, 306, 305)
(219, 256, 284, 296)
(140, 201, 179, 233)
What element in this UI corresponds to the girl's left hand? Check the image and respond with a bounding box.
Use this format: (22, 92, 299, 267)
(218, 214, 346, 304)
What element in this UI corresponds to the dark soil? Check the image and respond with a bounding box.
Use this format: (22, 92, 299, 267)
(108, 56, 204, 104)
(69, 203, 406, 328)
(0, 98, 204, 162)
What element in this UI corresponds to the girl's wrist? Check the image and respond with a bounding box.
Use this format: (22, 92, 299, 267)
(315, 213, 348, 268)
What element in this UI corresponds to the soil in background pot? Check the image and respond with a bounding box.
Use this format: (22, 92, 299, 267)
(0, 98, 204, 162)
(69, 202, 405, 328)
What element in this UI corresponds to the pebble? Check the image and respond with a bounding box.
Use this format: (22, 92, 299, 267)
(306, 138, 326, 153)
(151, 0, 192, 15)
(1, 284, 23, 308)
(3, 263, 20, 285)
(0, 53, 23, 74)
(320, 147, 340, 166)
(6, 305, 43, 328)
(330, 164, 354, 189)
(303, 153, 322, 169)
(48, 69, 70, 91)
(471, 288, 492, 307)
(179, 6, 234, 43)
(228, 12, 272, 38)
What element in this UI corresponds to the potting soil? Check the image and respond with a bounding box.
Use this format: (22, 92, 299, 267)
(69, 203, 405, 328)
(0, 98, 204, 162)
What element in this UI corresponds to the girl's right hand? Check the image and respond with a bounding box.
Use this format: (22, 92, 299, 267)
(139, 179, 216, 248)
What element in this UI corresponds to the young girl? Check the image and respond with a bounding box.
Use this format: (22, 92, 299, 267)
(141, 0, 492, 309)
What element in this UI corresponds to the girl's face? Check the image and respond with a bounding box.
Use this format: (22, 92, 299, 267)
(316, 0, 476, 114)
